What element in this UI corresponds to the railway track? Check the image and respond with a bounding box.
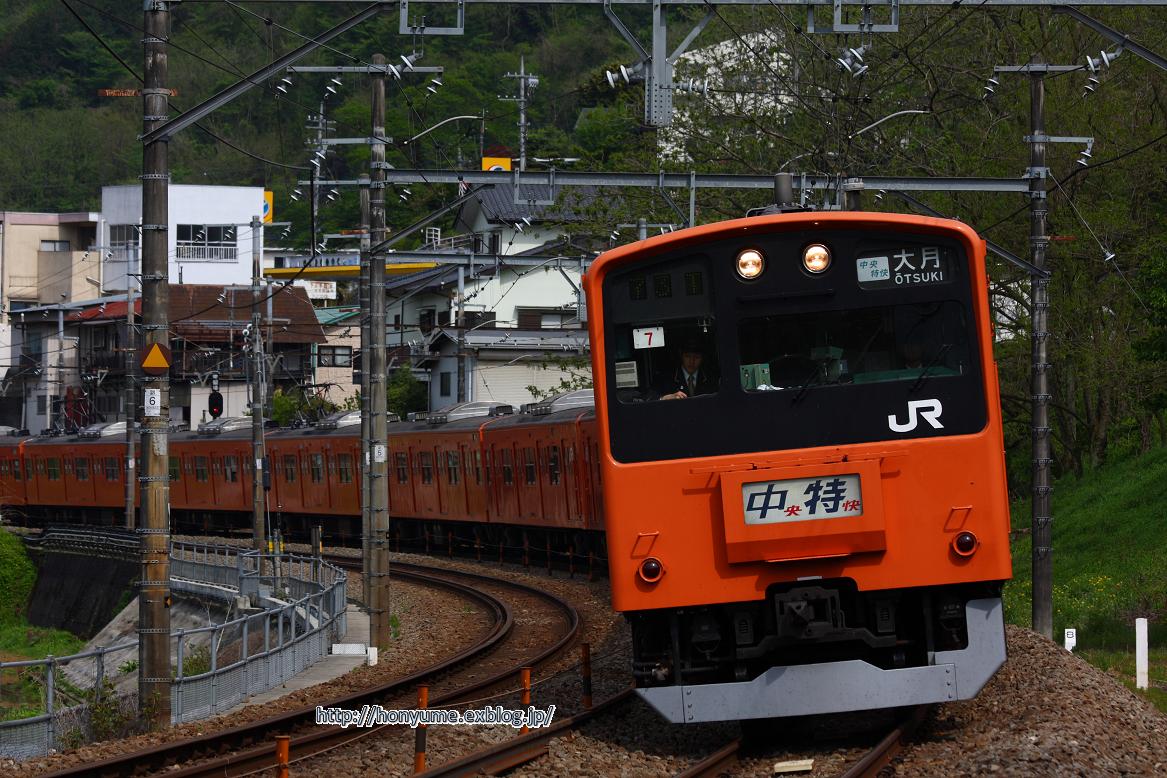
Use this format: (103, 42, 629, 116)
(674, 705, 931, 778)
(40, 560, 580, 778)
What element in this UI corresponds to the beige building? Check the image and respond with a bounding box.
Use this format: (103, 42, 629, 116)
(313, 306, 360, 406)
(0, 212, 102, 427)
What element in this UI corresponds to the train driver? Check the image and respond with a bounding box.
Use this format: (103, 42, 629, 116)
(657, 340, 717, 400)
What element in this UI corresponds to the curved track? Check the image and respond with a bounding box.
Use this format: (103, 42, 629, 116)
(40, 560, 579, 778)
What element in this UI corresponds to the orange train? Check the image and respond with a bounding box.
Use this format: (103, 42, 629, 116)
(0, 392, 606, 548)
(584, 211, 1011, 722)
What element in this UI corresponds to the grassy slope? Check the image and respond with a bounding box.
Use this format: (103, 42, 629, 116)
(0, 531, 84, 659)
(1003, 445, 1167, 709)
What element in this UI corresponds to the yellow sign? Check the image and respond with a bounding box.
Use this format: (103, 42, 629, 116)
(263, 190, 274, 223)
(140, 343, 172, 375)
(481, 156, 512, 171)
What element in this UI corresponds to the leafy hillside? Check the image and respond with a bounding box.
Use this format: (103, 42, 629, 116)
(3, 3, 1167, 475)
(1004, 444, 1167, 648)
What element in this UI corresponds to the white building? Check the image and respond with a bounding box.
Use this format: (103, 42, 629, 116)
(99, 184, 268, 291)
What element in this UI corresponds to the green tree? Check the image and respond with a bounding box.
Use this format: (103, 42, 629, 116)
(387, 366, 428, 417)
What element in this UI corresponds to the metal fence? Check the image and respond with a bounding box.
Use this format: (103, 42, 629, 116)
(0, 542, 348, 760)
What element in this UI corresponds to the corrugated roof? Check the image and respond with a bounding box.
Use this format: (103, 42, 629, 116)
(467, 184, 600, 224)
(315, 306, 361, 326)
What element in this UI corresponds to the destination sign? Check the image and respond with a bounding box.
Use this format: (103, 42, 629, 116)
(856, 247, 952, 290)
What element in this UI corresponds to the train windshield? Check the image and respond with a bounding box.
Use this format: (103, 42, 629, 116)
(738, 300, 971, 393)
(600, 229, 988, 463)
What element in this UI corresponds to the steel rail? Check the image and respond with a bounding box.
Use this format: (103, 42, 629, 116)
(39, 566, 512, 778)
(162, 559, 581, 777)
(838, 705, 932, 778)
(675, 738, 742, 778)
(416, 687, 634, 777)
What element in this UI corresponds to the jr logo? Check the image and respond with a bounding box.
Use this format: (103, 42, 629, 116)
(888, 399, 944, 433)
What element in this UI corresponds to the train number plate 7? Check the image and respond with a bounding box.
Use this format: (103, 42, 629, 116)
(741, 474, 863, 525)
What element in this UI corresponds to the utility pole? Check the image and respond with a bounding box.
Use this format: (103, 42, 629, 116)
(456, 266, 466, 402)
(503, 57, 538, 172)
(124, 251, 136, 529)
(250, 215, 266, 557)
(993, 58, 1082, 641)
(369, 53, 391, 650)
(139, 0, 171, 725)
(358, 172, 372, 610)
(1028, 63, 1053, 640)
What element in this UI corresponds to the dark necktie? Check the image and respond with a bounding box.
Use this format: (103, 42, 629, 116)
(687, 374, 696, 396)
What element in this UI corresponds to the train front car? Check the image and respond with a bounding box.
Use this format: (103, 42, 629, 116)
(585, 212, 1011, 723)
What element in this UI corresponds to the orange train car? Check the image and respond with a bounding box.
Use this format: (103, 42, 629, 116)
(584, 211, 1011, 722)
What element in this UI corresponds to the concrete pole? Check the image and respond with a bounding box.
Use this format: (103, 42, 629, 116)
(1029, 63, 1053, 640)
(369, 53, 391, 650)
(358, 173, 371, 610)
(250, 215, 266, 556)
(456, 266, 466, 403)
(139, 0, 172, 725)
(124, 253, 136, 528)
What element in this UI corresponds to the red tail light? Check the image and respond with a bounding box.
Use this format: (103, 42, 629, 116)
(638, 557, 664, 583)
(952, 531, 979, 557)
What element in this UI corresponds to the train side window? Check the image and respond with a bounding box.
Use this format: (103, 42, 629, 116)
(395, 452, 409, 484)
(224, 456, 239, 483)
(500, 449, 514, 485)
(75, 458, 89, 481)
(195, 456, 209, 482)
(547, 445, 561, 485)
(310, 453, 324, 483)
(0, 460, 8, 476)
(169, 456, 181, 482)
(337, 453, 353, 484)
(446, 451, 460, 485)
(419, 452, 434, 484)
(283, 455, 297, 483)
(36, 460, 45, 475)
(12, 460, 21, 481)
(46, 458, 60, 481)
(104, 457, 118, 480)
(523, 447, 536, 486)
(473, 450, 483, 485)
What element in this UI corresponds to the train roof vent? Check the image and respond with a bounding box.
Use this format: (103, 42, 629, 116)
(197, 417, 250, 436)
(315, 410, 362, 431)
(426, 402, 513, 425)
(523, 389, 595, 416)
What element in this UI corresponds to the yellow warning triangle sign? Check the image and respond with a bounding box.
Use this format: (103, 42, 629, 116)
(140, 343, 172, 374)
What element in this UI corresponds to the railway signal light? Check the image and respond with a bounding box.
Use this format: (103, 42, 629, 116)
(208, 391, 224, 419)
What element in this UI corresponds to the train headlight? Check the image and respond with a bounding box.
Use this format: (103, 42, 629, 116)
(736, 248, 765, 279)
(802, 243, 831, 273)
(638, 557, 665, 583)
(952, 531, 979, 557)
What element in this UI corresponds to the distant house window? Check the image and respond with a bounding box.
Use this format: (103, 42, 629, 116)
(393, 314, 401, 330)
(517, 307, 576, 329)
(176, 224, 237, 262)
(419, 309, 436, 334)
(318, 346, 353, 367)
(40, 240, 70, 252)
(109, 224, 140, 250)
(439, 372, 451, 397)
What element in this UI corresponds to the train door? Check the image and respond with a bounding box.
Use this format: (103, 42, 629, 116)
(389, 446, 415, 517)
(302, 445, 328, 512)
(518, 438, 541, 521)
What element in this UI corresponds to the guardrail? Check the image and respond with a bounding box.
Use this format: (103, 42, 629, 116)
(0, 540, 348, 761)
